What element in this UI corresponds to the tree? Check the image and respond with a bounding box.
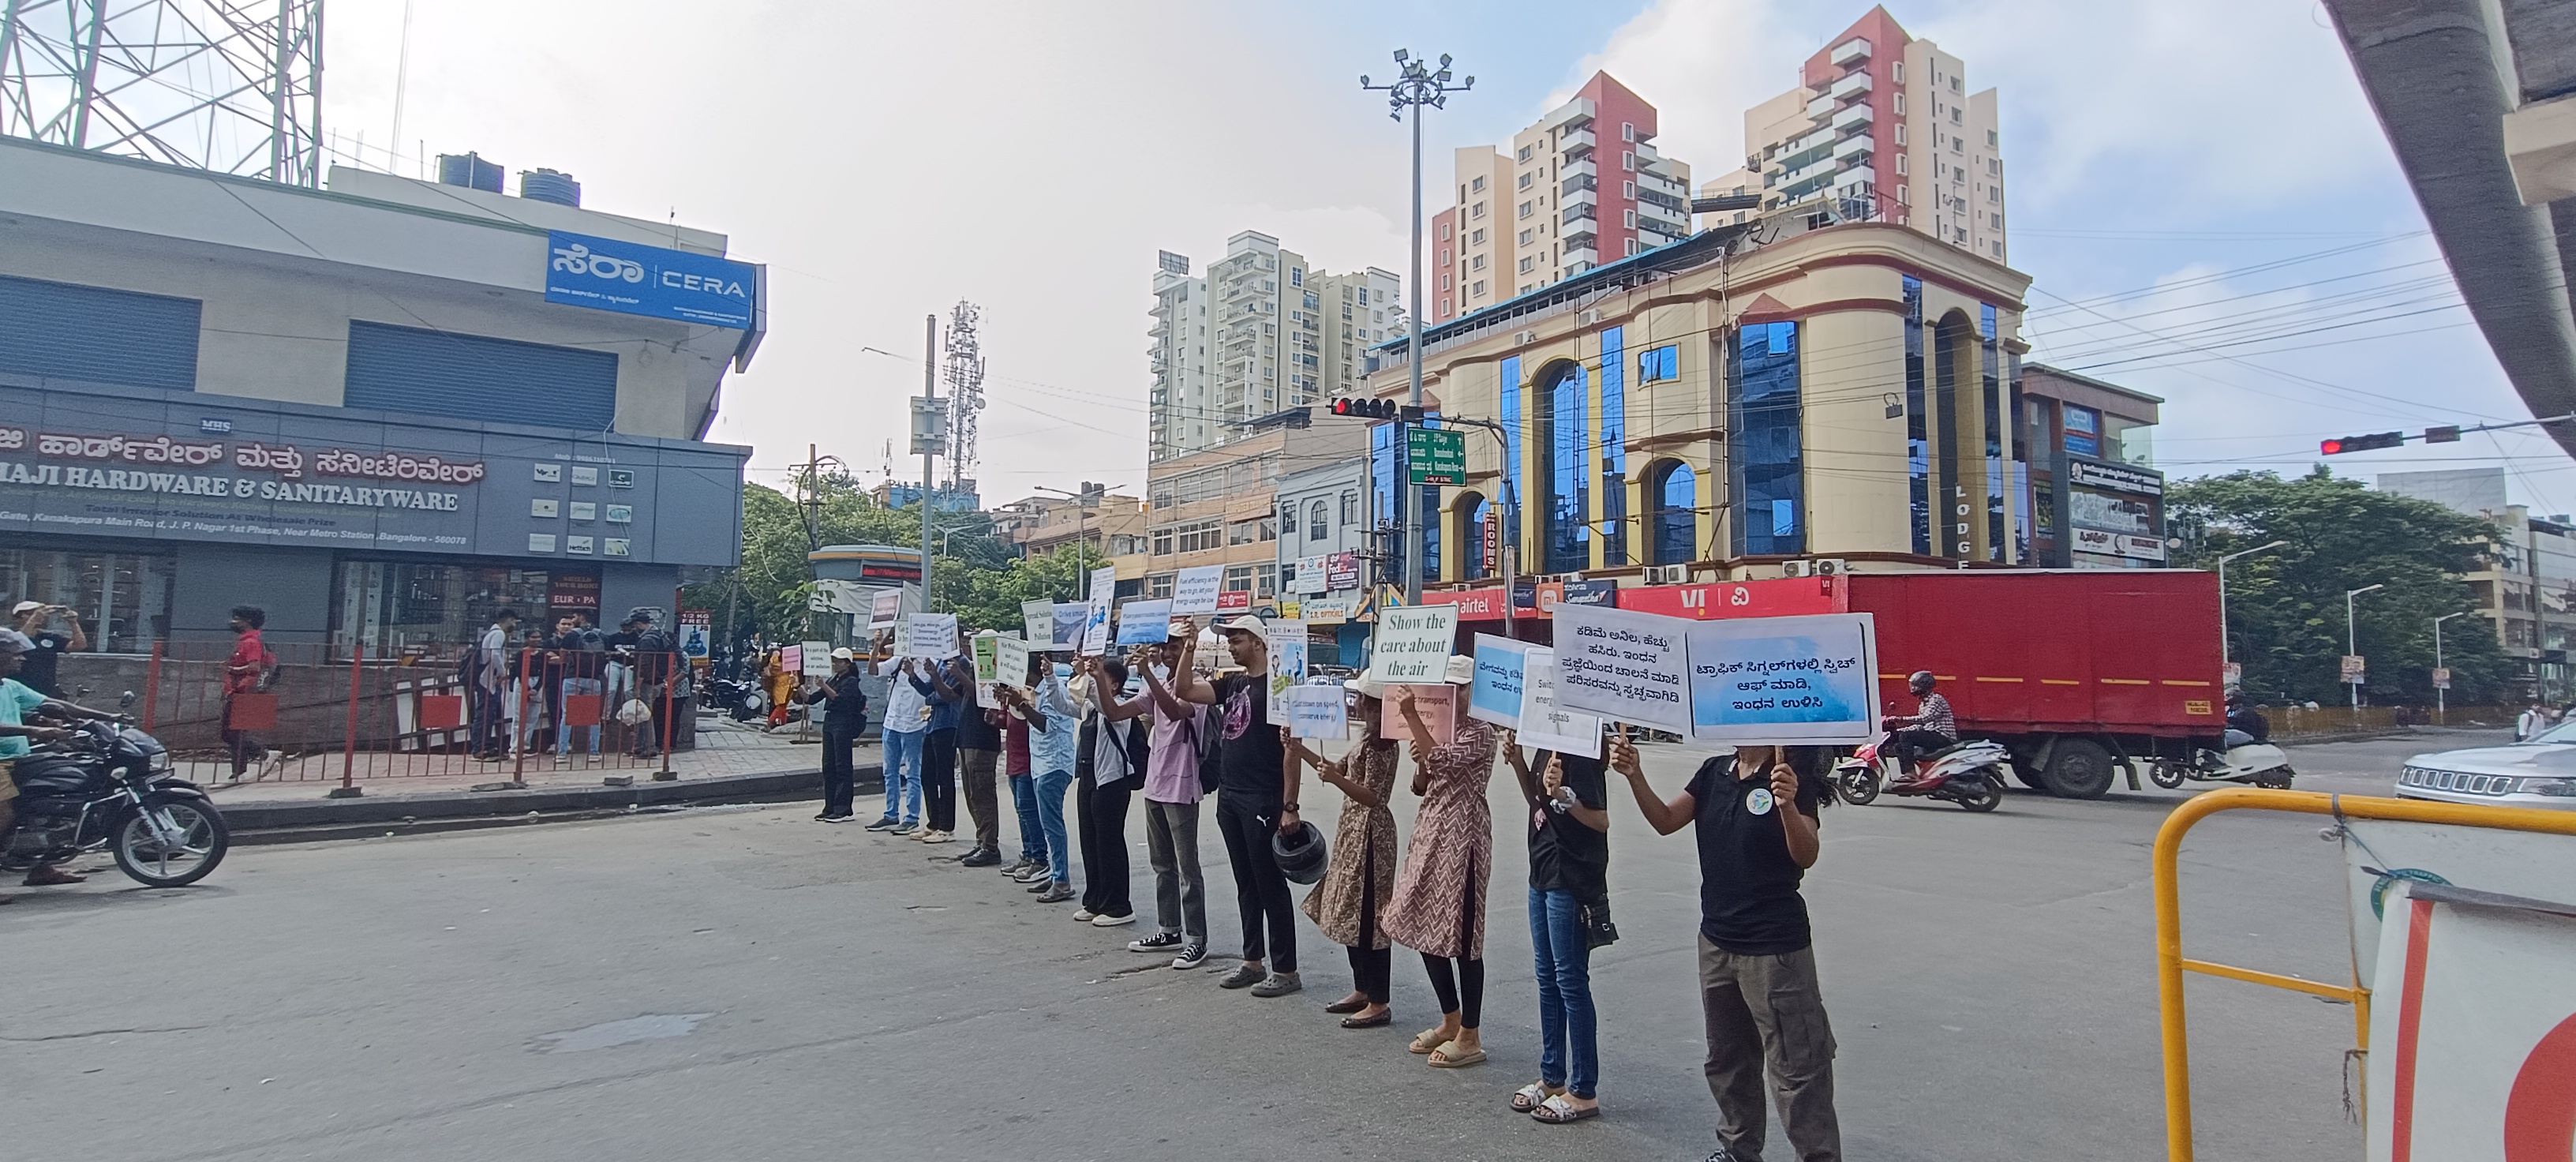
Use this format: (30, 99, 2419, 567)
(2167, 467, 2510, 707)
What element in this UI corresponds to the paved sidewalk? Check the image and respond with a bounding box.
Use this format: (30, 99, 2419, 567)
(198, 715, 866, 804)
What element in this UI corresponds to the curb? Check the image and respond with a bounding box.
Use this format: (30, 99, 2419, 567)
(221, 763, 878, 835)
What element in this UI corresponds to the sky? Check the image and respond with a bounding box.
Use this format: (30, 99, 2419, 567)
(310, 0, 2576, 515)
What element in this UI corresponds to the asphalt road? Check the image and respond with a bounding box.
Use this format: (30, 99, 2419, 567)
(0, 728, 2496, 1161)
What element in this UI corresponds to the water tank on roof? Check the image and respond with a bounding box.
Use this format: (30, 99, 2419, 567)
(436, 152, 504, 193)
(520, 168, 582, 208)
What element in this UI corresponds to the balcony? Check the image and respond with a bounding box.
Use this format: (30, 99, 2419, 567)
(1559, 126, 1597, 156)
(1638, 216, 1690, 243)
(1832, 36, 1870, 66)
(1830, 69, 1873, 101)
(1561, 172, 1598, 197)
(1833, 133, 1874, 161)
(1563, 242, 1598, 268)
(1562, 201, 1599, 227)
(1833, 101, 1874, 133)
(1787, 124, 1837, 156)
(1562, 186, 1597, 209)
(1807, 92, 1837, 122)
(1560, 156, 1597, 182)
(1784, 155, 1840, 186)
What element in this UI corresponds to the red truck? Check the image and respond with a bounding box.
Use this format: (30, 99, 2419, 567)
(1616, 569, 2226, 797)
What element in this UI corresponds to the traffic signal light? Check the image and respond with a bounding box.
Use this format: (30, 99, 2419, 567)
(1331, 396, 1398, 420)
(2320, 432, 2404, 455)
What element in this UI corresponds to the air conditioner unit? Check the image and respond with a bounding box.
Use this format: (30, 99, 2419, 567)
(1811, 558, 1848, 575)
(1578, 309, 1604, 325)
(1780, 560, 1812, 579)
(1514, 329, 1538, 347)
(1644, 564, 1689, 584)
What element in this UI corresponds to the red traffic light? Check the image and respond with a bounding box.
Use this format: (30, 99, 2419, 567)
(1331, 396, 1398, 420)
(2320, 431, 2404, 455)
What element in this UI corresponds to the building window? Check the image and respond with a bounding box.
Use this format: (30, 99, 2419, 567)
(1988, 129, 1999, 147)
(1623, 180, 1637, 198)
(1279, 500, 1297, 537)
(1471, 175, 1486, 193)
(1227, 516, 1275, 545)
(1440, 272, 1451, 290)
(1470, 254, 1486, 271)
(1518, 228, 1533, 246)
(1728, 321, 1804, 557)
(1440, 297, 1451, 315)
(0, 545, 176, 651)
(1518, 172, 1533, 190)
(1518, 201, 1533, 219)
(1471, 201, 1485, 219)
(1893, 92, 1904, 115)
(1438, 220, 1451, 240)
(1518, 256, 1536, 273)
(1951, 75, 1963, 93)
(1517, 144, 1533, 162)
(1470, 228, 1486, 245)
(1639, 344, 1679, 383)
(331, 560, 574, 657)
(1533, 361, 1591, 573)
(1622, 122, 1636, 142)
(1649, 460, 1697, 565)
(1341, 489, 1359, 527)
(1894, 124, 1906, 146)
(1472, 280, 1485, 297)
(1148, 572, 1174, 598)
(1896, 155, 1908, 176)
(1624, 209, 1638, 228)
(1309, 500, 1329, 540)
(1622, 151, 1635, 171)
(1952, 106, 1962, 125)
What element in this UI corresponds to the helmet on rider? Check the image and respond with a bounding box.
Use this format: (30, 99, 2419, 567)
(1907, 670, 1936, 695)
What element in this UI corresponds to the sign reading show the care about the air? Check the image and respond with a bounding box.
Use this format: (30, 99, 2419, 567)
(1368, 604, 1458, 685)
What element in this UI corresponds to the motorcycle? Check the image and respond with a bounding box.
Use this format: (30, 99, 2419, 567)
(1833, 734, 2010, 812)
(1, 698, 229, 887)
(702, 677, 768, 722)
(2147, 731, 2295, 790)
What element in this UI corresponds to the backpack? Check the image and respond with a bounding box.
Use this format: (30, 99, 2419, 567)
(1189, 699, 1226, 797)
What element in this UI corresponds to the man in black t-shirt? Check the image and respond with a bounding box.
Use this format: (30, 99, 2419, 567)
(1615, 730, 1841, 1162)
(9, 601, 84, 698)
(1169, 617, 1300, 998)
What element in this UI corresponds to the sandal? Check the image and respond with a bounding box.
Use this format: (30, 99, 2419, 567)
(1339, 1010, 1391, 1029)
(1531, 1094, 1600, 1123)
(1511, 1081, 1562, 1112)
(1428, 1043, 1486, 1069)
(1409, 1028, 1453, 1055)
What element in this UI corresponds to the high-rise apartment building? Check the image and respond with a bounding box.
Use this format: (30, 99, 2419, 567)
(1705, 6, 2006, 264)
(1149, 234, 1400, 463)
(1432, 73, 1693, 324)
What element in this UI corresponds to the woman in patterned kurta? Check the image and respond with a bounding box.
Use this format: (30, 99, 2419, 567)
(1378, 680, 1500, 1069)
(1301, 684, 1400, 1028)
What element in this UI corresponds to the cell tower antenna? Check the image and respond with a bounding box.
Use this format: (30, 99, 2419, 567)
(942, 301, 987, 489)
(0, 0, 325, 186)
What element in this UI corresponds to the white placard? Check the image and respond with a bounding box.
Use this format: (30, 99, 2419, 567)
(799, 639, 833, 678)
(1518, 647, 1603, 759)
(1683, 613, 1881, 745)
(1367, 604, 1459, 684)
(1080, 566, 1118, 655)
(995, 636, 1032, 689)
(1171, 564, 1224, 615)
(1467, 633, 1530, 729)
(1020, 598, 1055, 644)
(1551, 603, 1691, 734)
(905, 613, 960, 660)
(1278, 684, 1347, 739)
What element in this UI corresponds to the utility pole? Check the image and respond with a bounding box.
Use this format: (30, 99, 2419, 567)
(1365, 50, 1470, 605)
(2346, 583, 2385, 715)
(921, 313, 938, 613)
(2214, 539, 2288, 677)
(2433, 611, 2465, 722)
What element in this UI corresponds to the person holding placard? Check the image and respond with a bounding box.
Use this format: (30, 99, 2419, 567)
(1379, 656, 1502, 1070)
(870, 647, 930, 834)
(803, 649, 869, 823)
(1072, 653, 1148, 927)
(1131, 636, 1210, 969)
(1166, 615, 1302, 998)
(908, 630, 974, 845)
(952, 647, 1006, 867)
(994, 650, 1079, 902)
(1301, 677, 1401, 1029)
(1501, 727, 1612, 1123)
(1612, 732, 1841, 1162)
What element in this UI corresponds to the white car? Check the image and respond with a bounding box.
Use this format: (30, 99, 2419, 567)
(2395, 724, 2576, 809)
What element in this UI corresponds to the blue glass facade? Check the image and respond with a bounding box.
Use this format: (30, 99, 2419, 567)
(1500, 355, 1523, 552)
(1981, 304, 2004, 562)
(1368, 419, 1447, 586)
(1728, 322, 1804, 557)
(1538, 362, 1590, 573)
(1599, 327, 1628, 567)
(1653, 461, 1696, 564)
(1903, 276, 1929, 556)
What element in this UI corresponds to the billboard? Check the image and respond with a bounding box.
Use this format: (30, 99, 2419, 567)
(545, 231, 760, 329)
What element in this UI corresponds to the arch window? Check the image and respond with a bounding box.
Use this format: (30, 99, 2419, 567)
(1456, 492, 1492, 580)
(1532, 361, 1590, 572)
(1650, 460, 1697, 565)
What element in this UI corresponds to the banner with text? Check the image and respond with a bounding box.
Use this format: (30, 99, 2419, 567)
(1278, 684, 1348, 740)
(1518, 647, 1603, 759)
(1021, 598, 1055, 644)
(1118, 598, 1175, 647)
(1368, 605, 1459, 685)
(905, 613, 960, 660)
(1171, 565, 1224, 615)
(1081, 567, 1118, 655)
(1551, 603, 1691, 734)
(1267, 618, 1309, 720)
(1684, 613, 1880, 745)
(1468, 633, 1531, 729)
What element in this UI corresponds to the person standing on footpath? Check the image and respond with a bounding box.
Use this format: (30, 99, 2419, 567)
(222, 605, 277, 781)
(870, 647, 929, 834)
(619, 609, 676, 759)
(999, 690, 1046, 879)
(1300, 677, 1400, 1029)
(951, 647, 1005, 867)
(9, 600, 85, 698)
(1074, 652, 1147, 927)
(470, 608, 518, 760)
(1132, 635, 1210, 969)
(556, 613, 606, 760)
(1614, 731, 1840, 1162)
(1503, 728, 1612, 1124)
(1379, 661, 1500, 1070)
(995, 651, 1079, 902)
(1166, 619, 1302, 997)
(805, 648, 869, 822)
(908, 631, 972, 845)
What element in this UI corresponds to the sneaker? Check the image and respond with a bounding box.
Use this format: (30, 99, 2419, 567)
(1217, 963, 1266, 989)
(1091, 912, 1136, 928)
(919, 830, 954, 845)
(1249, 971, 1303, 998)
(1035, 883, 1075, 903)
(816, 812, 854, 823)
(998, 857, 1031, 875)
(1128, 931, 1185, 953)
(1170, 943, 1208, 970)
(891, 823, 923, 837)
(1703, 1150, 1743, 1162)
(1072, 908, 1097, 922)
(863, 816, 901, 831)
(959, 848, 1001, 868)
(1013, 864, 1054, 884)
(1025, 879, 1054, 894)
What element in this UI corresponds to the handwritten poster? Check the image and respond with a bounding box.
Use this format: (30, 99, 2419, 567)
(779, 644, 803, 677)
(995, 636, 1032, 689)
(1021, 598, 1056, 644)
(799, 640, 832, 679)
(1171, 564, 1224, 615)
(1278, 683, 1348, 740)
(1518, 647, 1602, 759)
(1367, 604, 1459, 685)
(1550, 603, 1691, 734)
(1379, 682, 1458, 745)
(1266, 618, 1308, 719)
(1685, 613, 1881, 745)
(1118, 598, 1175, 647)
(1468, 634, 1531, 729)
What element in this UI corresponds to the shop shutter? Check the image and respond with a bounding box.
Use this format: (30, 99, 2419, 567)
(343, 320, 617, 432)
(0, 273, 200, 391)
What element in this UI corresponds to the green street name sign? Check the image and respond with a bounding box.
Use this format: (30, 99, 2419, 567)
(1407, 426, 1466, 486)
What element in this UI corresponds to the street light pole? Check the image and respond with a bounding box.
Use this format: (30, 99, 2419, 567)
(1365, 51, 1470, 606)
(921, 313, 938, 613)
(2346, 583, 2386, 713)
(2433, 611, 2466, 721)
(2214, 539, 2288, 677)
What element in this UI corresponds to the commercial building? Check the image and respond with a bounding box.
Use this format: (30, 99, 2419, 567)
(2379, 467, 2576, 698)
(1272, 455, 1374, 664)
(1434, 72, 1694, 324)
(1703, 6, 2007, 263)
(1368, 211, 2042, 585)
(991, 489, 1149, 584)
(2019, 363, 2166, 568)
(1148, 236, 1401, 463)
(0, 137, 758, 650)
(1143, 410, 1372, 609)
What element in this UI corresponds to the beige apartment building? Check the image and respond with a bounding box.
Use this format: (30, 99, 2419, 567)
(1433, 72, 1693, 324)
(1704, 6, 2006, 264)
(991, 490, 1150, 587)
(1149, 234, 1401, 463)
(1367, 212, 2032, 583)
(1142, 410, 1372, 605)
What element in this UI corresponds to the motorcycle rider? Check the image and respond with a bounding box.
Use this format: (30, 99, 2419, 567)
(1882, 671, 1956, 783)
(2223, 692, 2270, 748)
(0, 628, 129, 899)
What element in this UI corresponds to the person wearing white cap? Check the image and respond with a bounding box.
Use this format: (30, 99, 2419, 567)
(804, 648, 869, 822)
(1166, 614, 1303, 997)
(8, 600, 84, 699)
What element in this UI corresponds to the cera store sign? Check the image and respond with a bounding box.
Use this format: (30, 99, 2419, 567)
(545, 231, 759, 329)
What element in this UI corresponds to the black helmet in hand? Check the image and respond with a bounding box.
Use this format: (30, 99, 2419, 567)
(1271, 819, 1329, 885)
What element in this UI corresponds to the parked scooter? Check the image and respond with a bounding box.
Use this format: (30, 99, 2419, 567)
(702, 677, 768, 722)
(2147, 732, 2295, 790)
(0, 694, 228, 887)
(1833, 733, 2009, 812)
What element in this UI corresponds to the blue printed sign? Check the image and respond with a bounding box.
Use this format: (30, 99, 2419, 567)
(1683, 613, 1881, 745)
(545, 231, 758, 329)
(1468, 633, 1530, 729)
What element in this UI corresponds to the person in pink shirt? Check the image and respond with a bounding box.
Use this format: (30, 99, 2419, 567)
(1131, 634, 1211, 970)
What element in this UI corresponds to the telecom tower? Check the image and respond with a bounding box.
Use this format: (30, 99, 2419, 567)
(0, 0, 324, 185)
(942, 300, 986, 489)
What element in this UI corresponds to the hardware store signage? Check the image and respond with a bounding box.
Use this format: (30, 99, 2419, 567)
(0, 384, 746, 566)
(546, 231, 759, 329)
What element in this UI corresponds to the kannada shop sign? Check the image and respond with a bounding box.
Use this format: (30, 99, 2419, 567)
(545, 231, 760, 329)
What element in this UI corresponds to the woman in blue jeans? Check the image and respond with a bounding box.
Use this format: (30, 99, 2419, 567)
(997, 654, 1080, 903)
(1502, 728, 1611, 1123)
